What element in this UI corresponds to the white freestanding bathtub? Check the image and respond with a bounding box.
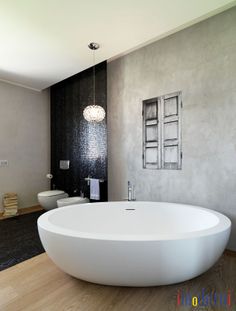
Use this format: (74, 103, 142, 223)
(37, 201, 231, 287)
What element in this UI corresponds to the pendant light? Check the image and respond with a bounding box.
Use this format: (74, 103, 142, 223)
(83, 42, 105, 122)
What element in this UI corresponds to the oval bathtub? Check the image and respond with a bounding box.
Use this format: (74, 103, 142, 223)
(37, 201, 231, 286)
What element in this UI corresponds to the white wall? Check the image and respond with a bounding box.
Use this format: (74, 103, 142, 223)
(107, 7, 236, 250)
(0, 81, 50, 210)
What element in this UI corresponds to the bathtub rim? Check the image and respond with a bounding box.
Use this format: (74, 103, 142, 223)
(37, 201, 231, 242)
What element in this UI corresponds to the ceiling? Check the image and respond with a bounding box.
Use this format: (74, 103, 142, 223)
(0, 0, 235, 91)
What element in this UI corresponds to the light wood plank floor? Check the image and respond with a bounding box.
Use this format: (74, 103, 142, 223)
(0, 252, 236, 311)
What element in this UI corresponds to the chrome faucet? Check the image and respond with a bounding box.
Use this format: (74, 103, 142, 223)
(128, 181, 136, 201)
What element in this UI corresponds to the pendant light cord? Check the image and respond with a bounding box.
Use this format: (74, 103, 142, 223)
(93, 49, 96, 106)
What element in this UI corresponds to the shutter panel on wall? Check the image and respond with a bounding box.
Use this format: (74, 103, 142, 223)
(143, 91, 182, 170)
(161, 92, 182, 169)
(143, 98, 161, 169)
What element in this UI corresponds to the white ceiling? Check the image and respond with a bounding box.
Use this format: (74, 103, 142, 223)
(0, 0, 235, 91)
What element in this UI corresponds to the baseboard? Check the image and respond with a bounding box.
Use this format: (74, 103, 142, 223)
(0, 205, 43, 220)
(224, 249, 236, 257)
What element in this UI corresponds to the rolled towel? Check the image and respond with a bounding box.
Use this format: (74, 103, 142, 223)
(4, 198, 17, 203)
(4, 201, 17, 206)
(4, 204, 18, 209)
(4, 199, 17, 203)
(4, 192, 17, 198)
(3, 199, 17, 204)
(4, 205, 18, 209)
(3, 210, 18, 217)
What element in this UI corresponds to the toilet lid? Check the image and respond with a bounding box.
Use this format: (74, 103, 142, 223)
(38, 190, 65, 197)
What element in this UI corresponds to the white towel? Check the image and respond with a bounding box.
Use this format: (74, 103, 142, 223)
(90, 178, 100, 200)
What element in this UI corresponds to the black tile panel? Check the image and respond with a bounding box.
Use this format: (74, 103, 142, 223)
(51, 61, 107, 200)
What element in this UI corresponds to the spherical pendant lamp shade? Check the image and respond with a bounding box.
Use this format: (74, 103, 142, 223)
(83, 105, 106, 122)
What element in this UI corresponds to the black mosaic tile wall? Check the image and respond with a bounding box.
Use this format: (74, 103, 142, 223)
(50, 61, 107, 201)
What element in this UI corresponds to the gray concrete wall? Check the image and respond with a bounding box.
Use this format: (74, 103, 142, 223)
(0, 82, 50, 211)
(107, 7, 236, 250)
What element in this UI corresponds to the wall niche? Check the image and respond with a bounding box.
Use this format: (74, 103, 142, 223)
(50, 61, 107, 201)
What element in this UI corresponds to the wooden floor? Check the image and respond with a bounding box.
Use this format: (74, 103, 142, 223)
(0, 252, 236, 311)
(0, 205, 43, 220)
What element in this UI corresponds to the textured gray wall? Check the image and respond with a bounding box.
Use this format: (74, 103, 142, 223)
(107, 7, 236, 250)
(0, 82, 50, 211)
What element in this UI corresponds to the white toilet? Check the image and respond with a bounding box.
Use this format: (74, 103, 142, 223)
(57, 196, 89, 207)
(38, 190, 68, 211)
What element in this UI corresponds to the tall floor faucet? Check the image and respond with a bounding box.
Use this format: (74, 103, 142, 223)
(128, 181, 136, 201)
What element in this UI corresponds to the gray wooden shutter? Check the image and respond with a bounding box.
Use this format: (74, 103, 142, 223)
(143, 97, 161, 169)
(161, 92, 182, 169)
